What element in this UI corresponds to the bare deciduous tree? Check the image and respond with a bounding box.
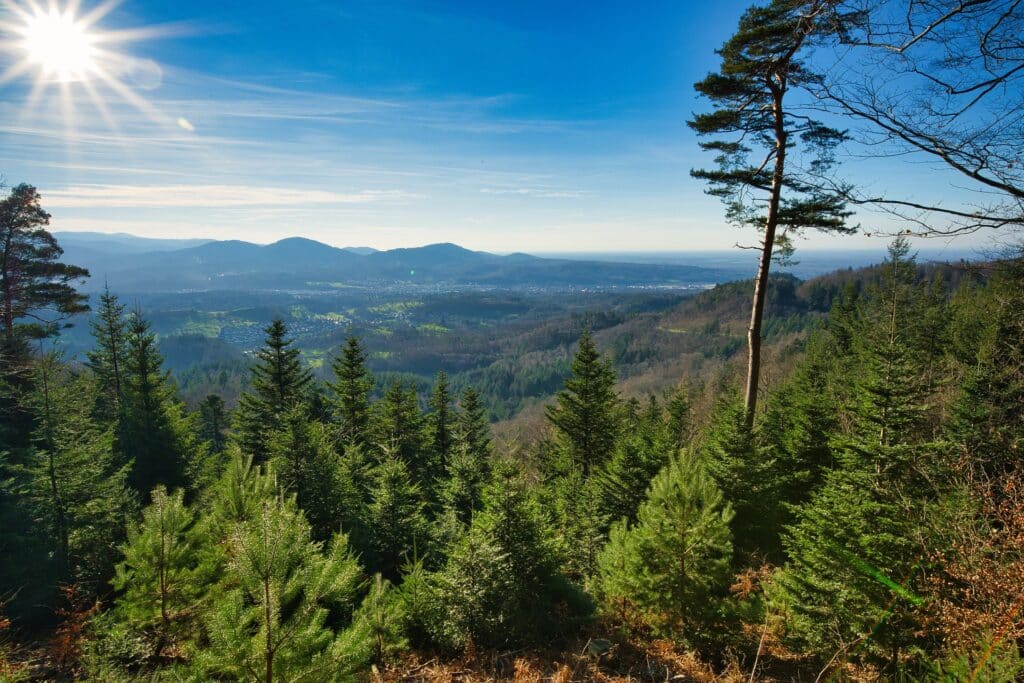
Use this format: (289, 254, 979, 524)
(813, 0, 1024, 236)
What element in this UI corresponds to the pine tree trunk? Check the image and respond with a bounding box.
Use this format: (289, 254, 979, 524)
(157, 514, 169, 659)
(743, 87, 787, 429)
(264, 574, 274, 683)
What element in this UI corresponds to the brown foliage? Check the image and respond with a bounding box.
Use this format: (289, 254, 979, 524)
(49, 585, 99, 679)
(373, 636, 751, 682)
(925, 467, 1024, 655)
(0, 601, 25, 682)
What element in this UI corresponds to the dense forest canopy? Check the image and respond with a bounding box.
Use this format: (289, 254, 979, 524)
(2, 228, 1021, 681)
(0, 1, 1023, 682)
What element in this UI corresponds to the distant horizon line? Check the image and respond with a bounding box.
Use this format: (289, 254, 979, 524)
(53, 229, 982, 258)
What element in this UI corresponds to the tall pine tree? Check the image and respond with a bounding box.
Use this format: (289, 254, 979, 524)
(25, 355, 133, 591)
(427, 371, 453, 473)
(234, 319, 312, 463)
(119, 309, 190, 496)
(329, 336, 374, 449)
(86, 284, 128, 424)
(268, 406, 363, 543)
(0, 184, 89, 361)
(371, 380, 428, 479)
(545, 330, 620, 477)
(365, 453, 431, 580)
(689, 0, 854, 426)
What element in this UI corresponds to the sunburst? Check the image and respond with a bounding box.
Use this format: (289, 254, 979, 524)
(0, 0, 178, 139)
(20, 5, 98, 82)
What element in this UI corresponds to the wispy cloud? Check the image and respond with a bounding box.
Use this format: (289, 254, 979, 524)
(44, 184, 419, 209)
(480, 187, 588, 198)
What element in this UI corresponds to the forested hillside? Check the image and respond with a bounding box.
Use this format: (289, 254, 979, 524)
(89, 258, 972, 438)
(1, 0, 1022, 680)
(2, 211, 1022, 681)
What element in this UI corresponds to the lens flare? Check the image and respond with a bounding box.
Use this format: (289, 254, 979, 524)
(0, 1, 184, 142)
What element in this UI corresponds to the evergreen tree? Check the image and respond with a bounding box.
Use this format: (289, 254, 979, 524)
(394, 557, 438, 649)
(949, 254, 1024, 473)
(0, 184, 90, 361)
(85, 285, 128, 424)
(210, 451, 272, 517)
(439, 388, 493, 525)
(828, 280, 862, 357)
(439, 437, 491, 527)
(843, 240, 933, 448)
(352, 573, 407, 665)
(689, 1, 854, 426)
(25, 356, 132, 591)
(370, 380, 428, 479)
(119, 309, 190, 496)
(591, 398, 672, 531)
(597, 451, 734, 638)
(234, 319, 312, 463)
(455, 388, 490, 463)
(328, 336, 374, 448)
(364, 454, 430, 580)
(196, 497, 371, 682)
(777, 441, 938, 668)
(435, 460, 586, 649)
(849, 239, 929, 447)
(666, 384, 693, 451)
(758, 330, 840, 509)
(431, 524, 512, 650)
(915, 274, 952, 404)
(700, 394, 779, 559)
(268, 406, 363, 543)
(199, 451, 279, 551)
(198, 394, 229, 456)
(427, 371, 453, 472)
(545, 330, 620, 476)
(112, 486, 201, 659)
(551, 464, 606, 579)
(778, 249, 944, 668)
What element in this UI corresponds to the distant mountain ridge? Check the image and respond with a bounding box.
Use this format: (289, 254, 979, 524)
(54, 232, 215, 253)
(58, 233, 743, 292)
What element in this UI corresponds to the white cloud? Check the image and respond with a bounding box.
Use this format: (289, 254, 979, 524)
(43, 184, 419, 209)
(480, 187, 588, 198)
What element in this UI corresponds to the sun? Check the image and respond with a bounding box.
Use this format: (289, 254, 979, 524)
(0, 0, 182, 140)
(19, 7, 97, 83)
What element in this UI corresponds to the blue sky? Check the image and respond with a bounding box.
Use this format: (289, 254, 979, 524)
(0, 0, 994, 253)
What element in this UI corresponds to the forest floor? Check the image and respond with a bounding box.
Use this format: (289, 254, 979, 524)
(373, 637, 839, 682)
(2, 629, 883, 681)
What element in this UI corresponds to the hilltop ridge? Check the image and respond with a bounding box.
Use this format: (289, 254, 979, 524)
(56, 232, 738, 292)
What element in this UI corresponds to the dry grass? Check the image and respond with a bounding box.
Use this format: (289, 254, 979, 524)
(373, 638, 754, 682)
